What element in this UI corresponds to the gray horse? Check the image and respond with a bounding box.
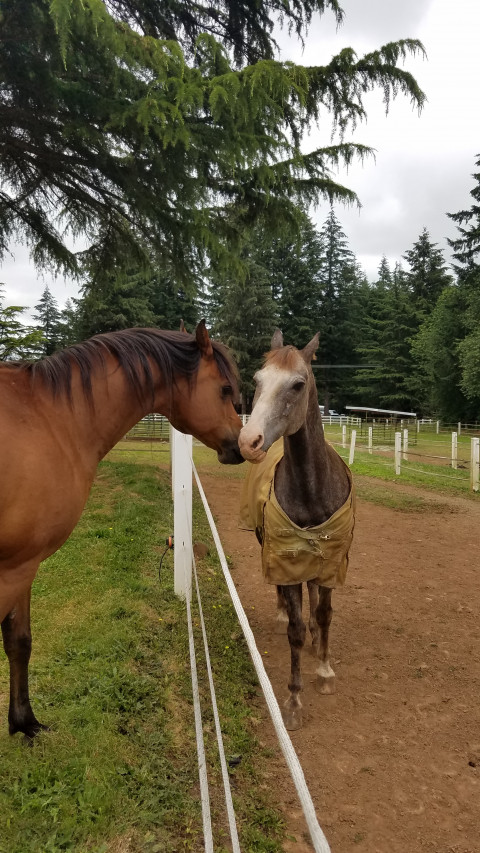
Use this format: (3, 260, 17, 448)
(238, 330, 355, 730)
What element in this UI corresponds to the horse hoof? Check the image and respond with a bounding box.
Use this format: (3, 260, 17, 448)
(316, 675, 336, 695)
(281, 704, 303, 731)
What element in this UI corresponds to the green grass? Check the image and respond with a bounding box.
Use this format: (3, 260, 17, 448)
(0, 459, 284, 853)
(321, 426, 480, 501)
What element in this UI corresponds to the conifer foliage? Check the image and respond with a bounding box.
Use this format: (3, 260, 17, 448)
(0, 0, 425, 280)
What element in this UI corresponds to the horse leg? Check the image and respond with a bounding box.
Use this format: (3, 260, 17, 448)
(1, 585, 48, 741)
(274, 585, 289, 634)
(281, 584, 305, 731)
(315, 586, 336, 695)
(307, 580, 319, 653)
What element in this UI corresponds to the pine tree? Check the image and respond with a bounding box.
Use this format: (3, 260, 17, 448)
(208, 250, 278, 411)
(315, 209, 362, 411)
(0, 285, 43, 359)
(445, 157, 480, 415)
(447, 154, 480, 274)
(76, 270, 157, 338)
(354, 259, 417, 411)
(0, 1, 425, 282)
(56, 299, 81, 348)
(32, 285, 61, 355)
(403, 227, 453, 317)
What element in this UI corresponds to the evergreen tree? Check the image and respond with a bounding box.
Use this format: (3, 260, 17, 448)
(0, 0, 425, 281)
(253, 214, 324, 346)
(403, 227, 453, 317)
(354, 259, 417, 411)
(315, 209, 362, 411)
(447, 154, 480, 274)
(76, 270, 157, 338)
(445, 157, 480, 415)
(410, 286, 476, 422)
(0, 285, 43, 359)
(32, 285, 61, 355)
(56, 298, 81, 348)
(209, 249, 278, 411)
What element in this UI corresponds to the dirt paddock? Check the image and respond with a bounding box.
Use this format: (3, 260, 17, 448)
(200, 471, 480, 853)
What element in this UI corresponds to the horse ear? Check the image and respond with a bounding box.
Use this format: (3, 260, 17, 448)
(271, 329, 283, 349)
(179, 319, 188, 334)
(195, 319, 214, 358)
(301, 332, 320, 363)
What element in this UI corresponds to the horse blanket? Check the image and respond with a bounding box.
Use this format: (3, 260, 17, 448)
(239, 438, 355, 587)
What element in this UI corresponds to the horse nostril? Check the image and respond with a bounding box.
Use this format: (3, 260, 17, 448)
(251, 434, 263, 450)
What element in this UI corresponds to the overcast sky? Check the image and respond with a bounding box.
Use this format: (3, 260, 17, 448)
(1, 0, 479, 316)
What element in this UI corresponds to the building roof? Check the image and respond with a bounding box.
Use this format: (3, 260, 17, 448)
(345, 406, 416, 417)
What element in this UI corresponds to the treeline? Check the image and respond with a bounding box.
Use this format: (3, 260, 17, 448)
(2, 157, 479, 422)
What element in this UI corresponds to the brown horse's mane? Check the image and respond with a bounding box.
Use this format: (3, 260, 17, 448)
(2, 328, 238, 403)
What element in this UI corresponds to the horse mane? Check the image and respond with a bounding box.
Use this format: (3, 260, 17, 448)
(4, 328, 238, 403)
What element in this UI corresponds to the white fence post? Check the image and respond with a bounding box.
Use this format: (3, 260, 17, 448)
(172, 429, 193, 599)
(458, 421, 462, 436)
(403, 428, 408, 461)
(368, 425, 373, 454)
(395, 432, 402, 475)
(471, 437, 480, 492)
(452, 432, 458, 470)
(436, 420, 440, 435)
(342, 424, 347, 448)
(348, 429, 356, 466)
(416, 419, 420, 433)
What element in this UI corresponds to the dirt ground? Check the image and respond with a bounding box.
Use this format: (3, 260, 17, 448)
(199, 471, 480, 853)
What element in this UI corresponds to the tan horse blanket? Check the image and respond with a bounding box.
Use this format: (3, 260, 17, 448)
(239, 438, 355, 587)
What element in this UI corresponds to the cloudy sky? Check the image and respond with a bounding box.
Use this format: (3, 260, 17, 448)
(1, 0, 479, 316)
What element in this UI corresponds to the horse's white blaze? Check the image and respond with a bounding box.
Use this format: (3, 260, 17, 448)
(239, 364, 309, 460)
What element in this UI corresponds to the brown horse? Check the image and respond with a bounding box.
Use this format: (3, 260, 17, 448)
(0, 321, 243, 739)
(238, 330, 355, 730)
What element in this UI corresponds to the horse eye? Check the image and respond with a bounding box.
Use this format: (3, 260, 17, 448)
(221, 384, 233, 398)
(292, 381, 305, 392)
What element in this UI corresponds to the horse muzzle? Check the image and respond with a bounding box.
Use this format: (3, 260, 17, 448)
(217, 440, 245, 465)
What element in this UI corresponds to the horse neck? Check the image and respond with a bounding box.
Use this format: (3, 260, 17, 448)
(63, 355, 171, 461)
(277, 378, 348, 526)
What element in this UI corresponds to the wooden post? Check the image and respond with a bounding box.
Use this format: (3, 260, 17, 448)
(458, 421, 462, 436)
(395, 432, 402, 476)
(348, 429, 356, 466)
(342, 424, 347, 448)
(436, 420, 440, 435)
(368, 425, 373, 454)
(403, 428, 408, 461)
(172, 429, 193, 599)
(471, 437, 479, 492)
(452, 432, 458, 470)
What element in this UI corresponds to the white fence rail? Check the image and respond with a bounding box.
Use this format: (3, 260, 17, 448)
(170, 428, 332, 853)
